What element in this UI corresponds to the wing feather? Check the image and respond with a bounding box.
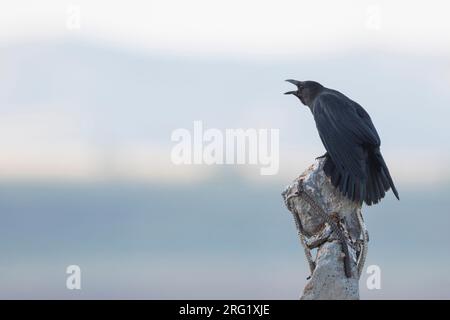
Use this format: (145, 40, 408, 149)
(313, 92, 380, 181)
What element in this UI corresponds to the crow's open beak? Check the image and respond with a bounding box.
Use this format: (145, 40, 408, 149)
(285, 79, 301, 95)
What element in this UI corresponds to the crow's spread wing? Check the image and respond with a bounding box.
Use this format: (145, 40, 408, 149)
(313, 92, 380, 180)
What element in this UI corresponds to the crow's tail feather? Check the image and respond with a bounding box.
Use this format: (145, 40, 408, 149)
(372, 148, 399, 201)
(322, 148, 399, 206)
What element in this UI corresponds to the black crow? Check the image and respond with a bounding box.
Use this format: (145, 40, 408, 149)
(285, 80, 399, 205)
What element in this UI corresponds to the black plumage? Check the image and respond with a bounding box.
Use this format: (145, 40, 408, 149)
(285, 80, 399, 205)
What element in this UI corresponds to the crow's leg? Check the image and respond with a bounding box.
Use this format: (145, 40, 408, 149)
(315, 152, 329, 160)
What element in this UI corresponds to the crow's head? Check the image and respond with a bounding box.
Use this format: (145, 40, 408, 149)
(284, 80, 323, 106)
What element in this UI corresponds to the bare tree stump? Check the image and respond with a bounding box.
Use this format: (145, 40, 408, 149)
(281, 159, 368, 300)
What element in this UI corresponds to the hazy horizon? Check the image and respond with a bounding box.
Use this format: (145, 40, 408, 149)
(1, 0, 450, 299)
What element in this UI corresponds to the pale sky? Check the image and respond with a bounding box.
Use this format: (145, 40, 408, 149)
(2, 0, 450, 57)
(1, 0, 450, 184)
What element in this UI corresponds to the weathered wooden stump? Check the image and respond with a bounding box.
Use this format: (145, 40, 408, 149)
(282, 159, 368, 300)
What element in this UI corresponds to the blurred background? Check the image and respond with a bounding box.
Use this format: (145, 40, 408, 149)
(1, 0, 450, 299)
